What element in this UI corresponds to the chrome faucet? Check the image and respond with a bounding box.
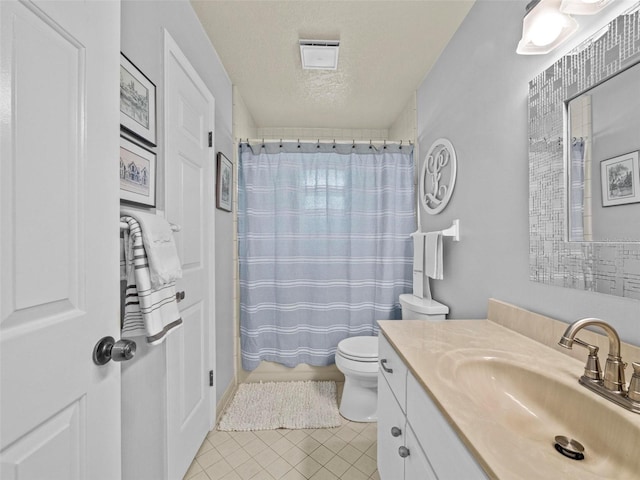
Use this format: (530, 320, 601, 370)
(559, 317, 640, 414)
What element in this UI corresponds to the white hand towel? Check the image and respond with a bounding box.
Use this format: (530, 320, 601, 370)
(411, 232, 424, 273)
(424, 232, 443, 280)
(412, 271, 424, 298)
(121, 208, 182, 288)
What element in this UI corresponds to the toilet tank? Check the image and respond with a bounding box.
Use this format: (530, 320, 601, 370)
(399, 294, 448, 320)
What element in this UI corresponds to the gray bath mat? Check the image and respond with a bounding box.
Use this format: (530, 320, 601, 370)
(217, 380, 342, 431)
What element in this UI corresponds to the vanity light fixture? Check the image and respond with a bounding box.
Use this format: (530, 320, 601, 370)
(559, 0, 613, 15)
(517, 0, 579, 55)
(299, 39, 340, 70)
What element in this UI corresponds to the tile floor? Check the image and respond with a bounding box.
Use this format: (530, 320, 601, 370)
(183, 419, 379, 480)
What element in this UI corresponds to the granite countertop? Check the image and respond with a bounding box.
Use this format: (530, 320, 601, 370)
(378, 319, 640, 480)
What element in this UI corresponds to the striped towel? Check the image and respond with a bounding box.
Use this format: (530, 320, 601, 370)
(119, 237, 127, 281)
(121, 216, 182, 345)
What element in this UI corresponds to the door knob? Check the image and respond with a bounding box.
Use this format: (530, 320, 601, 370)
(93, 336, 137, 365)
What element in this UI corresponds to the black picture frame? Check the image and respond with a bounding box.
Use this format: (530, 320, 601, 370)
(216, 152, 233, 212)
(600, 151, 640, 207)
(120, 53, 157, 146)
(119, 136, 156, 207)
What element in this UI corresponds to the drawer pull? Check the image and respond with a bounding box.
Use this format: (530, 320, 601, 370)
(391, 426, 402, 437)
(398, 446, 410, 458)
(380, 358, 393, 373)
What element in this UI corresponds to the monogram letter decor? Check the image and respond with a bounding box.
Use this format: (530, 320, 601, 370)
(420, 138, 457, 215)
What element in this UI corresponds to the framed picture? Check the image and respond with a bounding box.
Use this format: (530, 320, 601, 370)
(600, 151, 640, 207)
(120, 136, 156, 207)
(216, 152, 233, 212)
(120, 53, 156, 146)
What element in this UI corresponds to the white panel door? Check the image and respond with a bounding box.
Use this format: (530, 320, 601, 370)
(0, 1, 121, 480)
(164, 30, 216, 480)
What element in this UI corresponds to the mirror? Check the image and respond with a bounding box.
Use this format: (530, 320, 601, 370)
(567, 61, 640, 242)
(528, 3, 640, 300)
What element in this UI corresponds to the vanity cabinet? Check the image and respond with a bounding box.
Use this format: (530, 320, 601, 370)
(378, 334, 487, 480)
(378, 374, 437, 479)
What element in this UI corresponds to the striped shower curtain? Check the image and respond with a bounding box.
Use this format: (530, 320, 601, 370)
(569, 138, 585, 240)
(238, 142, 415, 371)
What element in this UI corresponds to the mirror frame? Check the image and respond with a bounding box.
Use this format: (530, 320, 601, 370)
(528, 4, 640, 300)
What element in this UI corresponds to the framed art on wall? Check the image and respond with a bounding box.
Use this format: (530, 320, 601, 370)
(120, 136, 156, 207)
(216, 152, 232, 212)
(600, 151, 639, 207)
(120, 53, 156, 146)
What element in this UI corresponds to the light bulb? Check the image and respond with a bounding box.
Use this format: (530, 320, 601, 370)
(529, 12, 565, 46)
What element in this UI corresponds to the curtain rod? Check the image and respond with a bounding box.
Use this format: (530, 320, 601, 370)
(240, 138, 413, 147)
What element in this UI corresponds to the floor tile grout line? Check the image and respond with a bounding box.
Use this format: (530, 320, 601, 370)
(187, 422, 379, 480)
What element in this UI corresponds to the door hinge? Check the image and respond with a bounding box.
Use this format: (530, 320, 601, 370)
(209, 370, 214, 387)
(208, 131, 213, 148)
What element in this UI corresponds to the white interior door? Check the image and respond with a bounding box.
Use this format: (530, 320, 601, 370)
(0, 1, 121, 479)
(164, 29, 216, 480)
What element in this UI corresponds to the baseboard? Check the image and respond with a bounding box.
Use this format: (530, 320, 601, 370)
(215, 378, 238, 426)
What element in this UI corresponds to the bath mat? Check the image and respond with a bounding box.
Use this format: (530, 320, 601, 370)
(217, 380, 342, 431)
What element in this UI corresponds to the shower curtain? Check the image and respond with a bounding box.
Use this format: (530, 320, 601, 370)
(569, 138, 585, 240)
(238, 142, 415, 370)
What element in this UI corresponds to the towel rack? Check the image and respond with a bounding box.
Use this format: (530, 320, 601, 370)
(411, 219, 460, 242)
(120, 221, 181, 232)
(440, 219, 460, 241)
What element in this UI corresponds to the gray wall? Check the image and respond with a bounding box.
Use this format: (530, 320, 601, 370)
(417, 0, 640, 345)
(121, 0, 235, 403)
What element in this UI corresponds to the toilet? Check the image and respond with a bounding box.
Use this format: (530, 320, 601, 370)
(398, 293, 449, 320)
(335, 336, 379, 422)
(335, 294, 449, 422)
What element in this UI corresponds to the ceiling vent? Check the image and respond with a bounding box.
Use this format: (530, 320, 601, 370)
(299, 40, 340, 70)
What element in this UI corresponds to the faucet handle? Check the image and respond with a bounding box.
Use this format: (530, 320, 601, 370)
(628, 362, 640, 402)
(573, 338, 602, 382)
(573, 337, 598, 355)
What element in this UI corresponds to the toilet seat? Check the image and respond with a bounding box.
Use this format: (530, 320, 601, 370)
(337, 336, 378, 362)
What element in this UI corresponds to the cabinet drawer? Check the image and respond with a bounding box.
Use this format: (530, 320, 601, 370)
(378, 334, 408, 412)
(407, 372, 487, 479)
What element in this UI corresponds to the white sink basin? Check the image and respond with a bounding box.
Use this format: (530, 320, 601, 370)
(441, 349, 640, 479)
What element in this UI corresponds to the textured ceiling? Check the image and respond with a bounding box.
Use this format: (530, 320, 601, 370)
(191, 1, 475, 129)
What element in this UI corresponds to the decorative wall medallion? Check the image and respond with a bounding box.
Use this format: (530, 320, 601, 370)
(420, 138, 457, 215)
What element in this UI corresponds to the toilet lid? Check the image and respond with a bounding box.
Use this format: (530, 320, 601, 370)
(337, 336, 378, 362)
